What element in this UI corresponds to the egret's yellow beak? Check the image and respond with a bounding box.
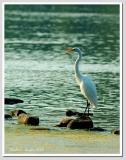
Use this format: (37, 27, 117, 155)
(66, 48, 74, 54)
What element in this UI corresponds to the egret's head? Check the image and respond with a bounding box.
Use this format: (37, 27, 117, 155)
(66, 47, 85, 56)
(67, 47, 80, 53)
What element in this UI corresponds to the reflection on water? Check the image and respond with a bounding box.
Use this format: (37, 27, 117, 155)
(5, 5, 120, 131)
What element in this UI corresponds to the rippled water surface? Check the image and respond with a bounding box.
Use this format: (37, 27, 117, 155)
(5, 5, 120, 131)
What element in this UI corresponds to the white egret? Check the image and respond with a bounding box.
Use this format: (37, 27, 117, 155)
(67, 47, 97, 116)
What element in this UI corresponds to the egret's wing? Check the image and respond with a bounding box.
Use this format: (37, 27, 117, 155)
(80, 75, 97, 107)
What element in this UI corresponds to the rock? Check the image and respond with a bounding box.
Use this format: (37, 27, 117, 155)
(55, 116, 93, 129)
(67, 116, 93, 129)
(11, 109, 27, 117)
(90, 127, 106, 132)
(54, 118, 73, 127)
(18, 113, 28, 124)
(5, 113, 12, 119)
(66, 110, 77, 116)
(18, 113, 39, 126)
(27, 116, 39, 126)
(112, 129, 120, 135)
(5, 98, 24, 105)
(66, 110, 93, 117)
(10, 109, 39, 126)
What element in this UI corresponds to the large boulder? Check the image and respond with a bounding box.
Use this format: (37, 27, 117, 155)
(55, 116, 93, 129)
(54, 118, 73, 127)
(67, 116, 93, 129)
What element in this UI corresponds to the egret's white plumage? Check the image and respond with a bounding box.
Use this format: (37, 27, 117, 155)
(67, 47, 97, 115)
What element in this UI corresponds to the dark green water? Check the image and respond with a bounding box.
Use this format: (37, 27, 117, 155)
(5, 5, 120, 131)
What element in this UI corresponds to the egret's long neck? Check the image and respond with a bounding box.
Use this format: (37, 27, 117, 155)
(75, 50, 82, 83)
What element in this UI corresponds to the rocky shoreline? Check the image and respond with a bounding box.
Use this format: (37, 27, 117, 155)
(4, 97, 120, 135)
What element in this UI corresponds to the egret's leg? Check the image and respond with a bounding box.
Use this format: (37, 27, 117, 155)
(87, 101, 90, 116)
(88, 107, 89, 116)
(84, 106, 87, 114)
(83, 100, 89, 115)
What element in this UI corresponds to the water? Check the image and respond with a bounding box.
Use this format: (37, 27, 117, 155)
(5, 5, 120, 131)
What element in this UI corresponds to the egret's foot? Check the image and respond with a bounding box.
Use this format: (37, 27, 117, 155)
(83, 106, 87, 115)
(83, 106, 93, 117)
(77, 113, 93, 120)
(78, 113, 90, 120)
(83, 112, 93, 117)
(78, 113, 88, 120)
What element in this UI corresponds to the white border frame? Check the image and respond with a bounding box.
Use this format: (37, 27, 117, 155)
(2, 2, 122, 157)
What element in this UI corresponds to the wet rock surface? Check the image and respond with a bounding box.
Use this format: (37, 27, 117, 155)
(11, 109, 27, 117)
(5, 98, 24, 105)
(5, 109, 39, 126)
(18, 113, 39, 126)
(55, 115, 93, 129)
(4, 108, 119, 135)
(67, 116, 93, 129)
(55, 110, 110, 131)
(89, 127, 106, 132)
(54, 118, 73, 127)
(66, 109, 93, 117)
(112, 129, 120, 135)
(5, 113, 12, 119)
